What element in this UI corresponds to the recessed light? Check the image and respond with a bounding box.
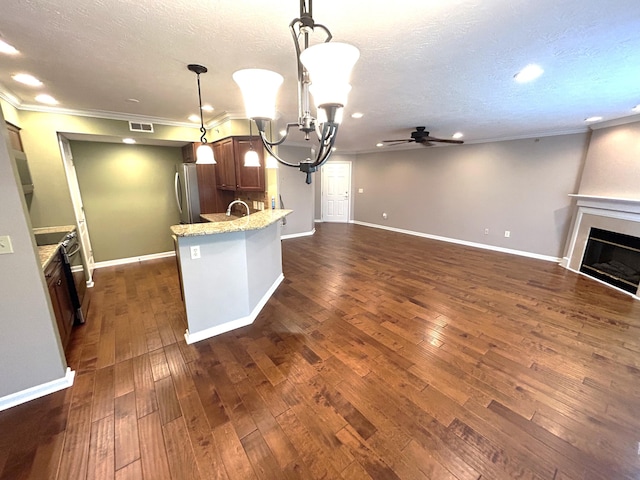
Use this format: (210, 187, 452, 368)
(35, 94, 58, 105)
(12, 73, 43, 87)
(584, 116, 603, 122)
(514, 64, 544, 83)
(452, 132, 464, 139)
(632, 104, 640, 113)
(122, 138, 136, 144)
(351, 112, 364, 119)
(188, 114, 201, 122)
(376, 142, 384, 147)
(0, 39, 19, 55)
(201, 105, 214, 112)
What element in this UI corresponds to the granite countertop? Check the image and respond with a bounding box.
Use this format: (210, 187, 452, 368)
(170, 209, 292, 238)
(34, 224, 76, 269)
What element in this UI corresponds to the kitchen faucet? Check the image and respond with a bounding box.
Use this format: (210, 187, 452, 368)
(226, 200, 250, 217)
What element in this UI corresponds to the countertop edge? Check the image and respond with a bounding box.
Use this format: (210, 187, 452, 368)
(171, 209, 293, 238)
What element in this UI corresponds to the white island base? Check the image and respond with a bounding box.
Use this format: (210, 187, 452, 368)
(171, 210, 291, 344)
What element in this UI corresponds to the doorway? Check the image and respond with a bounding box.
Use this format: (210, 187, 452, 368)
(321, 161, 352, 223)
(58, 135, 95, 285)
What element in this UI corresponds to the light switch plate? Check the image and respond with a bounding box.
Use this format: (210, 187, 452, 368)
(0, 235, 13, 254)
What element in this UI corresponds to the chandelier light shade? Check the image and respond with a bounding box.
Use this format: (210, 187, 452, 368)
(233, 69, 284, 120)
(188, 64, 216, 165)
(300, 42, 359, 110)
(232, 0, 359, 184)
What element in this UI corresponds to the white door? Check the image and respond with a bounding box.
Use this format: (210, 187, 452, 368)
(58, 135, 95, 285)
(321, 161, 351, 223)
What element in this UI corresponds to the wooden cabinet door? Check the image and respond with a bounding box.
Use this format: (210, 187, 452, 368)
(213, 138, 236, 190)
(233, 137, 265, 191)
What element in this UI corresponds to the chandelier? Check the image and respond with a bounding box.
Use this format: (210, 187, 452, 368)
(233, 0, 359, 184)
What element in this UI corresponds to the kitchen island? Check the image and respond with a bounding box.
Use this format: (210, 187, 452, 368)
(170, 209, 292, 344)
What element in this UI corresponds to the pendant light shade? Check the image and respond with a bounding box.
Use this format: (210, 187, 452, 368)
(265, 155, 279, 169)
(196, 144, 215, 164)
(244, 149, 261, 167)
(233, 69, 284, 120)
(300, 42, 359, 109)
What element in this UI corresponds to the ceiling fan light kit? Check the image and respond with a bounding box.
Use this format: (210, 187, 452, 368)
(233, 0, 360, 184)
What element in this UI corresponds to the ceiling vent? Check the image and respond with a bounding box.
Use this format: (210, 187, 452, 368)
(128, 121, 154, 133)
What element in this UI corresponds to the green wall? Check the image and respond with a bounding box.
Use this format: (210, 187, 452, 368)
(70, 141, 183, 262)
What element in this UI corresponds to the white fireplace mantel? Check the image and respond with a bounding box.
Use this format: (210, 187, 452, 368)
(564, 194, 640, 299)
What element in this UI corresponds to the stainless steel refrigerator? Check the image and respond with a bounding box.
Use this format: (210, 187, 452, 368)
(174, 163, 200, 224)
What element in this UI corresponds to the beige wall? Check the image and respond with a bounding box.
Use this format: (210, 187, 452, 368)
(0, 107, 67, 400)
(70, 141, 184, 262)
(578, 120, 640, 198)
(353, 134, 590, 258)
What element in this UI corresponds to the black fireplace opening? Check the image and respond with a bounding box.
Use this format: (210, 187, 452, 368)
(580, 228, 640, 294)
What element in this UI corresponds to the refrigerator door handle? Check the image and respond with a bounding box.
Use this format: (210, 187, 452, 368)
(174, 172, 183, 214)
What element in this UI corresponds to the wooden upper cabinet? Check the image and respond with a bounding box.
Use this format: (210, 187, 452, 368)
(233, 137, 265, 192)
(181, 143, 197, 163)
(212, 136, 265, 192)
(6, 122, 24, 152)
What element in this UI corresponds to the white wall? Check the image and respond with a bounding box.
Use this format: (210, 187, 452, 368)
(278, 145, 315, 236)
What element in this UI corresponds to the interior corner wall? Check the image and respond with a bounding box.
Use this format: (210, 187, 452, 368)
(578, 120, 640, 198)
(69, 141, 183, 262)
(0, 108, 67, 399)
(353, 133, 589, 258)
(278, 145, 315, 236)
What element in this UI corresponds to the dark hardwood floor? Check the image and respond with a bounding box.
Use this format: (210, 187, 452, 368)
(2, 222, 640, 479)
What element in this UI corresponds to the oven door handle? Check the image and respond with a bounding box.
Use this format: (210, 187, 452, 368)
(66, 245, 81, 257)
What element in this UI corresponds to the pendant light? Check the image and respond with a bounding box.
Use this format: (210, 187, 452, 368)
(188, 64, 216, 165)
(244, 120, 261, 167)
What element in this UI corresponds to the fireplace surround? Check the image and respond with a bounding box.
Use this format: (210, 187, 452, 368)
(564, 195, 640, 299)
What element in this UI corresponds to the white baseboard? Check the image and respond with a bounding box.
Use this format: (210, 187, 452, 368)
(184, 273, 285, 344)
(94, 250, 175, 269)
(353, 221, 561, 263)
(281, 229, 316, 240)
(314, 219, 323, 223)
(0, 367, 75, 412)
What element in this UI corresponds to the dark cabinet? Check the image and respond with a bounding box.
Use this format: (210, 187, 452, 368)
(45, 250, 75, 351)
(213, 136, 265, 192)
(182, 142, 233, 214)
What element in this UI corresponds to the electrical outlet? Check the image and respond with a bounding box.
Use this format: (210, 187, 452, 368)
(0, 235, 13, 254)
(190, 245, 201, 259)
(484, 228, 489, 235)
(504, 230, 511, 238)
(358, 188, 364, 194)
(382, 212, 388, 219)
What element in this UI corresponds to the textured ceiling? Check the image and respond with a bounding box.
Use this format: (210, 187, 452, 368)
(1, 0, 640, 152)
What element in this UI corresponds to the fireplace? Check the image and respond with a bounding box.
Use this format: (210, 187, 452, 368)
(564, 195, 640, 299)
(580, 228, 640, 294)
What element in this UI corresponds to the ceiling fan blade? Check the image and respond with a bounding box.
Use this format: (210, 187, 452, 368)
(382, 140, 414, 146)
(382, 139, 414, 143)
(424, 138, 464, 144)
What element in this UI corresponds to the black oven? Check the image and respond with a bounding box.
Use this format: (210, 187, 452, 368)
(60, 231, 87, 324)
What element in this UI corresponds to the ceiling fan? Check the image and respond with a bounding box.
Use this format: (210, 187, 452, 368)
(382, 127, 464, 147)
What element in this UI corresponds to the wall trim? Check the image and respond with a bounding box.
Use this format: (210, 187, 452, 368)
(281, 229, 315, 240)
(184, 273, 284, 344)
(94, 250, 175, 269)
(353, 221, 561, 263)
(314, 219, 323, 223)
(0, 367, 75, 412)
